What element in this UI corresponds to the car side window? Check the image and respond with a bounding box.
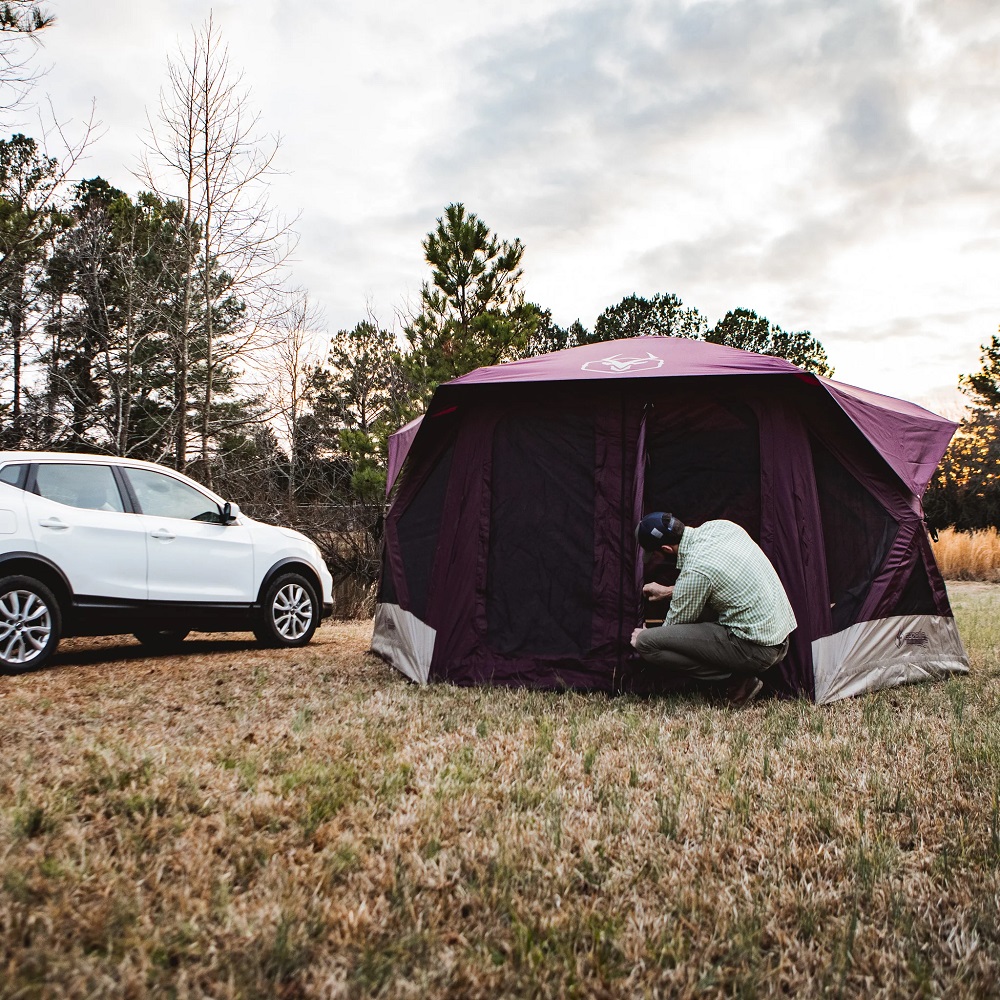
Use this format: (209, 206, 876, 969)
(125, 468, 223, 523)
(0, 464, 26, 489)
(34, 464, 126, 512)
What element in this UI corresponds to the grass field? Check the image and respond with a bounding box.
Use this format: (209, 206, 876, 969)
(1, 586, 999, 998)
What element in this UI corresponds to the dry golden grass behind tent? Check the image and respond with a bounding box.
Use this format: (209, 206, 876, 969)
(1, 588, 999, 997)
(932, 527, 1000, 582)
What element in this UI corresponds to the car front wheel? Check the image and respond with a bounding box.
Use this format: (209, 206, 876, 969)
(254, 573, 319, 648)
(0, 575, 62, 673)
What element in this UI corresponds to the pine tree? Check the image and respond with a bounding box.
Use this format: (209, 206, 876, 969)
(402, 203, 537, 410)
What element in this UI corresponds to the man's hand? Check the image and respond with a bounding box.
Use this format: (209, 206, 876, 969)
(642, 582, 674, 602)
(630, 626, 645, 649)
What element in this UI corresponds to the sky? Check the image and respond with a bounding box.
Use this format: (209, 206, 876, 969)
(14, 0, 1000, 413)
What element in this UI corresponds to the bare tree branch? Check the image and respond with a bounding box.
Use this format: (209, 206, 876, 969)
(138, 13, 298, 482)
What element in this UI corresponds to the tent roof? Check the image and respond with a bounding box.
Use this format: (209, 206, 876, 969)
(390, 337, 957, 496)
(448, 335, 802, 385)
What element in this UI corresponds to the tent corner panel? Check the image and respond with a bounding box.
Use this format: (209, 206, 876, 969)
(811, 614, 969, 704)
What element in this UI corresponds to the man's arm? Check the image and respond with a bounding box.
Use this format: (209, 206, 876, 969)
(663, 569, 711, 625)
(642, 582, 674, 602)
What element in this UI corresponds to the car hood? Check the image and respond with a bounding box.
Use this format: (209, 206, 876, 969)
(242, 516, 315, 548)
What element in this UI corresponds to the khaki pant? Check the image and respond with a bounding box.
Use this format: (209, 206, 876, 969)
(634, 622, 789, 682)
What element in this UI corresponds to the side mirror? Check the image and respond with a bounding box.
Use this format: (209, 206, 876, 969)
(221, 501, 241, 524)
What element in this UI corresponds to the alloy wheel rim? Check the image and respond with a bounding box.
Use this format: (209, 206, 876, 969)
(0, 590, 52, 664)
(272, 583, 313, 640)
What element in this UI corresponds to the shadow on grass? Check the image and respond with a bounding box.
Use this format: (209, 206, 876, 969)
(12, 635, 263, 675)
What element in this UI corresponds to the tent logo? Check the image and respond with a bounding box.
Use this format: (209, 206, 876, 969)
(896, 629, 929, 647)
(581, 352, 664, 374)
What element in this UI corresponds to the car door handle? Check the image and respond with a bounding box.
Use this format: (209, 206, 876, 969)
(150, 528, 176, 541)
(38, 517, 69, 530)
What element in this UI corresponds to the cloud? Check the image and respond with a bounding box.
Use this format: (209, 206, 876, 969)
(828, 77, 921, 179)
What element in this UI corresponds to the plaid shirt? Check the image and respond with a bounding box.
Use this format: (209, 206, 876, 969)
(665, 520, 797, 646)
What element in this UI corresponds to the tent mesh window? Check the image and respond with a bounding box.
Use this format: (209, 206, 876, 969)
(644, 397, 762, 541)
(393, 443, 455, 621)
(376, 547, 397, 605)
(811, 437, 899, 631)
(486, 411, 595, 656)
(889, 552, 940, 617)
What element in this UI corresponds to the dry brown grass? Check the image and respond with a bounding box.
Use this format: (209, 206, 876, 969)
(933, 527, 1000, 582)
(2, 588, 999, 998)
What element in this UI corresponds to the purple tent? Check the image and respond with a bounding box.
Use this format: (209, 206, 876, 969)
(372, 337, 968, 703)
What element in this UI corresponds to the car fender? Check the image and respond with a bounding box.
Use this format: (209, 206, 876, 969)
(0, 550, 74, 606)
(256, 556, 325, 606)
(242, 519, 332, 601)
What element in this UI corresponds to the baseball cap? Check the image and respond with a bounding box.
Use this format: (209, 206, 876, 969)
(635, 512, 683, 555)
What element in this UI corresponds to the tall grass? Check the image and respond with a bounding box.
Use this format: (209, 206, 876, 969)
(932, 527, 1000, 582)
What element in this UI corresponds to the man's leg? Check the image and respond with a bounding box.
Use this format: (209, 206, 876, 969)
(633, 622, 743, 682)
(728, 634, 789, 677)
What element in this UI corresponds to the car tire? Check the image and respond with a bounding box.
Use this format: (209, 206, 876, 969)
(133, 628, 190, 650)
(254, 572, 319, 648)
(0, 575, 62, 674)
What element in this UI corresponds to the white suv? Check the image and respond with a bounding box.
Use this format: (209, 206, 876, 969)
(0, 452, 334, 672)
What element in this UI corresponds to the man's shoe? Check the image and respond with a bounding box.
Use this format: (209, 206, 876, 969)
(726, 675, 764, 708)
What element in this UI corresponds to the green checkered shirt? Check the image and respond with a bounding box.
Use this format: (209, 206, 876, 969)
(665, 520, 797, 646)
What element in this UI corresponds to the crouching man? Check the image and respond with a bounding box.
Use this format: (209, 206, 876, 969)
(631, 512, 797, 707)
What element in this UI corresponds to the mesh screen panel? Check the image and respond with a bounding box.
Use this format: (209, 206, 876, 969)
(811, 438, 898, 631)
(376, 545, 397, 604)
(890, 554, 939, 617)
(486, 412, 595, 656)
(395, 444, 455, 620)
(644, 397, 762, 540)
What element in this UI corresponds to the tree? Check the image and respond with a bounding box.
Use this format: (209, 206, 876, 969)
(37, 180, 184, 456)
(522, 307, 588, 357)
(308, 317, 405, 500)
(0, 132, 64, 445)
(35, 177, 124, 449)
(706, 308, 833, 377)
(265, 291, 325, 512)
(592, 292, 707, 342)
(141, 13, 293, 479)
(0, 2, 54, 117)
(100, 189, 192, 459)
(960, 331, 1000, 411)
(27, 176, 251, 465)
(0, 3, 51, 33)
(581, 295, 834, 376)
(319, 318, 400, 433)
(924, 410, 1000, 532)
(925, 328, 1000, 531)
(402, 203, 537, 410)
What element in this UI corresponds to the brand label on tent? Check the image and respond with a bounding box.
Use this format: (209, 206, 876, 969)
(896, 629, 929, 647)
(581, 352, 664, 374)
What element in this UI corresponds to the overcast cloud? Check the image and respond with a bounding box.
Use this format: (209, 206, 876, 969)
(24, 0, 1000, 407)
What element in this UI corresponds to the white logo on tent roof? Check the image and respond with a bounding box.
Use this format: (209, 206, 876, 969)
(581, 352, 664, 374)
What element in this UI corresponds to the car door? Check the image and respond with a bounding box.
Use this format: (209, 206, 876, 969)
(25, 462, 148, 600)
(122, 467, 255, 603)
